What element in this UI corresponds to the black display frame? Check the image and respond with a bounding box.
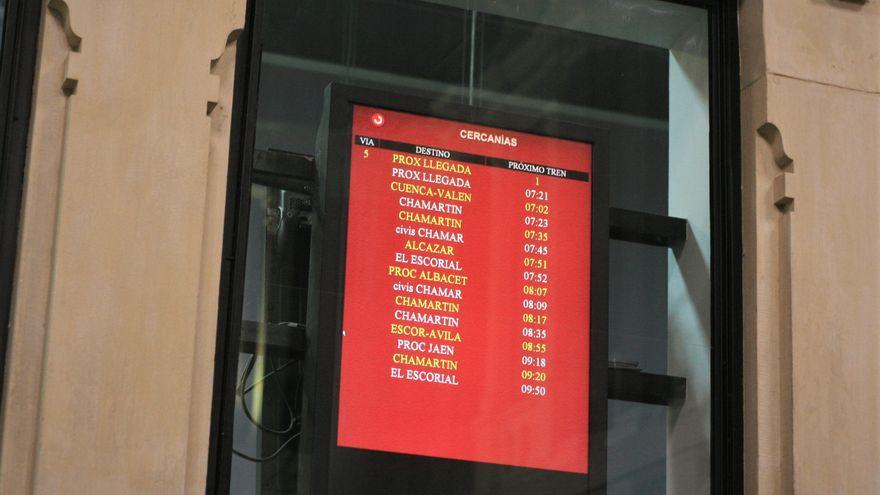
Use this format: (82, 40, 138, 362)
(299, 83, 608, 494)
(206, 0, 744, 494)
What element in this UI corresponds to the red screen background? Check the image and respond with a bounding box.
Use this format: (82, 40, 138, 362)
(337, 104, 592, 474)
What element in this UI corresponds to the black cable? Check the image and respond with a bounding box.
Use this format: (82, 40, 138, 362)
(232, 352, 304, 463)
(242, 357, 298, 394)
(232, 432, 301, 463)
(237, 354, 296, 435)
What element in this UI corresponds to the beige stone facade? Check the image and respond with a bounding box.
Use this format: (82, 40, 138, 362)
(740, 0, 880, 494)
(0, 1, 245, 493)
(0, 0, 877, 494)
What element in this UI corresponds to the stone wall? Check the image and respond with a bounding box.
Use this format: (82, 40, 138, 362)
(0, 1, 245, 493)
(740, 1, 880, 493)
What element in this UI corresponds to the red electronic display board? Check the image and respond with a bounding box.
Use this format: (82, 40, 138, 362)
(336, 103, 593, 474)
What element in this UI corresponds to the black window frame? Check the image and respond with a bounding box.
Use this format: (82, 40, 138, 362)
(0, 0, 43, 414)
(206, 0, 743, 493)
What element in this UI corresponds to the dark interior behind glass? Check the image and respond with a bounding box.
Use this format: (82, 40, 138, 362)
(228, 1, 708, 493)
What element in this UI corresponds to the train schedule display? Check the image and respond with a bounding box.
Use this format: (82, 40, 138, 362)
(336, 101, 594, 474)
(306, 86, 607, 494)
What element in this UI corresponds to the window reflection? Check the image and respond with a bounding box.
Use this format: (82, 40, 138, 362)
(228, 1, 709, 494)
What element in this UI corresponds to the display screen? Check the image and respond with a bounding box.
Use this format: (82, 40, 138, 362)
(337, 104, 592, 474)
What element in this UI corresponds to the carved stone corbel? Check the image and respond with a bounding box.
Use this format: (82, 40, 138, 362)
(206, 29, 242, 115)
(758, 122, 796, 212)
(47, 0, 82, 51)
(47, 0, 83, 94)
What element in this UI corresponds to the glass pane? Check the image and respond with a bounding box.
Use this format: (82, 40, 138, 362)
(228, 1, 710, 493)
(0, 1, 6, 51)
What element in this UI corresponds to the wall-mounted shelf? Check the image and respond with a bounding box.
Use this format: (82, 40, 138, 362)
(609, 207, 687, 248)
(239, 320, 306, 358)
(607, 366, 686, 406)
(252, 149, 316, 193)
